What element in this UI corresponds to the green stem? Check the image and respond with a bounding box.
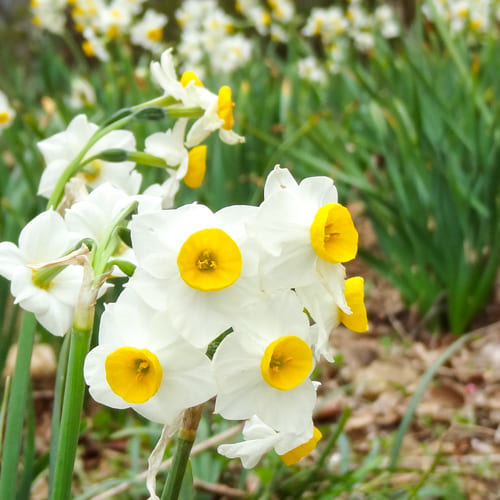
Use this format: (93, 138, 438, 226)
(161, 405, 204, 500)
(48, 333, 71, 497)
(49, 274, 97, 500)
(47, 114, 136, 210)
(0, 312, 37, 500)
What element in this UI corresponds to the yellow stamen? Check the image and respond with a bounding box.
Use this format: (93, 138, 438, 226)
(105, 347, 163, 404)
(261, 336, 313, 391)
(310, 203, 358, 263)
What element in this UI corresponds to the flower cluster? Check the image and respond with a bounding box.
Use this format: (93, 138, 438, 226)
(83, 164, 367, 467)
(0, 48, 367, 470)
(297, 1, 400, 81)
(31, 0, 168, 59)
(422, 0, 500, 37)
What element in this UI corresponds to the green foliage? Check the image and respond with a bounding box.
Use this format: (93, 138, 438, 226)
(275, 23, 500, 334)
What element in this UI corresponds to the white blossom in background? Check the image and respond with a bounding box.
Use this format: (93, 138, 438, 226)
(268, 0, 295, 23)
(130, 9, 167, 53)
(82, 28, 110, 61)
(68, 77, 96, 109)
(210, 34, 253, 74)
(353, 31, 375, 52)
(236, 0, 271, 35)
(94, 0, 134, 39)
(374, 5, 400, 38)
(0, 90, 16, 131)
(297, 56, 327, 84)
(31, 0, 66, 34)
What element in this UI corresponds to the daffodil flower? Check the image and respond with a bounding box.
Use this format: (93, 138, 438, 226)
(64, 182, 162, 276)
(128, 203, 261, 347)
(218, 415, 322, 468)
(248, 165, 358, 290)
(0, 211, 83, 336)
(84, 288, 216, 424)
(213, 291, 318, 433)
(37, 114, 140, 199)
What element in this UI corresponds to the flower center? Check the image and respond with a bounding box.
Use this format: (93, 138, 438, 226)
(177, 228, 242, 292)
(217, 86, 235, 131)
(260, 335, 313, 391)
(105, 347, 163, 404)
(80, 159, 102, 183)
(147, 27, 163, 42)
(310, 203, 358, 263)
(280, 427, 323, 465)
(0, 112, 11, 124)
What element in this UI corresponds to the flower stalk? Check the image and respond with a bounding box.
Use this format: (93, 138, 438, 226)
(49, 263, 100, 500)
(160, 404, 204, 500)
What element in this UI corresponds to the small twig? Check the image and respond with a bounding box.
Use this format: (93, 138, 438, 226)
(193, 478, 247, 498)
(90, 424, 243, 500)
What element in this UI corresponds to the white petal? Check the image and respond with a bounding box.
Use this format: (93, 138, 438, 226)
(0, 242, 23, 280)
(263, 166, 298, 199)
(84, 345, 130, 409)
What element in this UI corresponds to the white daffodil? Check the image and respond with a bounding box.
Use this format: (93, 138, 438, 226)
(68, 76, 97, 109)
(37, 114, 140, 199)
(128, 203, 261, 348)
(210, 35, 253, 74)
(0, 90, 16, 131)
(213, 291, 318, 433)
(84, 287, 216, 424)
(150, 49, 245, 147)
(185, 84, 245, 147)
(31, 0, 66, 34)
(130, 9, 167, 53)
(144, 119, 189, 179)
(81, 28, 110, 62)
(218, 415, 321, 468)
(0, 211, 83, 336)
(150, 48, 203, 106)
(248, 166, 358, 291)
(94, 0, 134, 39)
(64, 182, 161, 275)
(297, 56, 327, 84)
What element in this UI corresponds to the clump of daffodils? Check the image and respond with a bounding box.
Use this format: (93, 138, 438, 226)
(0, 47, 367, 482)
(422, 0, 500, 38)
(31, 0, 168, 60)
